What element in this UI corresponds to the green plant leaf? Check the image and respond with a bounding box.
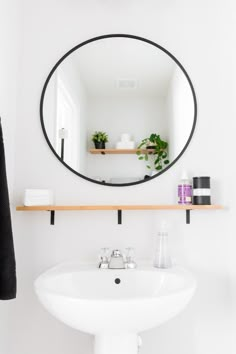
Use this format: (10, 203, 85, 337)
(149, 134, 155, 142)
(137, 132, 168, 171)
(156, 165, 162, 170)
(162, 142, 168, 149)
(137, 142, 146, 148)
(162, 152, 167, 158)
(91, 131, 109, 143)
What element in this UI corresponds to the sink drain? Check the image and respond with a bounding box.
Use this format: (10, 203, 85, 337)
(114, 278, 121, 284)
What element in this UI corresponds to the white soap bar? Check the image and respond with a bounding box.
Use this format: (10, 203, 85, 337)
(23, 189, 54, 206)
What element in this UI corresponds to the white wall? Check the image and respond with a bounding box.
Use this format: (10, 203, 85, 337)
(0, 0, 235, 354)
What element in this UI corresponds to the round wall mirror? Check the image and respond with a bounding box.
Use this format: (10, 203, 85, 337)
(40, 34, 197, 186)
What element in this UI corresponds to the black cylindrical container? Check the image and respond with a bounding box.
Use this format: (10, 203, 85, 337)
(193, 177, 211, 205)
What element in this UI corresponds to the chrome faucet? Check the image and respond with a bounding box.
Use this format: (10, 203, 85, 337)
(98, 248, 137, 269)
(109, 249, 125, 269)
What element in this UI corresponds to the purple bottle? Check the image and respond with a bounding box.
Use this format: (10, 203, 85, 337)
(178, 172, 192, 204)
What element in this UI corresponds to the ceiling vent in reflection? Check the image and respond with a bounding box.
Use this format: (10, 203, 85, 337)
(116, 79, 138, 89)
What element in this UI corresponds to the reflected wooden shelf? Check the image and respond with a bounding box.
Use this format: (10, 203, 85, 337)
(16, 204, 223, 225)
(89, 148, 155, 154)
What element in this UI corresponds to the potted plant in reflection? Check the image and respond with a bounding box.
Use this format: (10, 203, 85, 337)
(136, 133, 169, 171)
(92, 131, 109, 149)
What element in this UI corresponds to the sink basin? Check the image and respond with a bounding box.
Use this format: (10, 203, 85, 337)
(34, 262, 196, 354)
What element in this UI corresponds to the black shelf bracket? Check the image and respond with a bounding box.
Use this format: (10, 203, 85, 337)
(48, 209, 122, 226)
(118, 210, 122, 224)
(47, 208, 192, 226)
(186, 210, 191, 224)
(50, 210, 55, 225)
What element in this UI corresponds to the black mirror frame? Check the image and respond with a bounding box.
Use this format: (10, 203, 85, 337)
(40, 34, 197, 187)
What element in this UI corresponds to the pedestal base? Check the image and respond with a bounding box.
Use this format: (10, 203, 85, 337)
(94, 334, 138, 354)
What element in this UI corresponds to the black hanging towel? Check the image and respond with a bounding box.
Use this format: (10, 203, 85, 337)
(0, 119, 16, 300)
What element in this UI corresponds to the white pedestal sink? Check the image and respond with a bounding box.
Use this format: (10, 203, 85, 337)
(34, 263, 196, 354)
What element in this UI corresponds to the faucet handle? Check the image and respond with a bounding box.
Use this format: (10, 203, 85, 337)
(125, 247, 137, 269)
(111, 249, 122, 258)
(100, 247, 110, 259)
(125, 247, 134, 260)
(99, 248, 110, 263)
(98, 248, 110, 269)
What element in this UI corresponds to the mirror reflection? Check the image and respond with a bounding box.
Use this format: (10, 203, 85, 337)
(42, 35, 196, 185)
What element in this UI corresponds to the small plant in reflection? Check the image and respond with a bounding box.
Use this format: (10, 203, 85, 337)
(136, 133, 169, 171)
(92, 131, 109, 149)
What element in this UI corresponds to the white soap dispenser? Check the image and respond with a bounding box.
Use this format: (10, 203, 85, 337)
(153, 221, 172, 269)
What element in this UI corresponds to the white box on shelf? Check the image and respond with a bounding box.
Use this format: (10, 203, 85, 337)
(115, 141, 135, 149)
(23, 189, 54, 206)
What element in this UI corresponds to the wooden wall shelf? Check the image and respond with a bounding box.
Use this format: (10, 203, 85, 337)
(89, 148, 155, 154)
(16, 204, 223, 225)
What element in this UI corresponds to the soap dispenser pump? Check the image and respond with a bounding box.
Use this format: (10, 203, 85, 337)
(153, 221, 172, 269)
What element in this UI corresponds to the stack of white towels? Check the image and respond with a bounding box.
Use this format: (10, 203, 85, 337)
(23, 189, 54, 206)
(115, 133, 135, 149)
